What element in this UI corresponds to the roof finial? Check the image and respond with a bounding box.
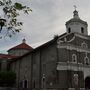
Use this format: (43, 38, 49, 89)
(73, 5, 79, 19)
(22, 37, 26, 43)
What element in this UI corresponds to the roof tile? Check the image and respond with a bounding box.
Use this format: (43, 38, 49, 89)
(8, 43, 33, 51)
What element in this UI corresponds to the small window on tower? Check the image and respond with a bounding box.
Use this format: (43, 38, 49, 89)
(81, 27, 84, 33)
(72, 54, 77, 63)
(81, 42, 88, 48)
(68, 27, 71, 33)
(84, 57, 89, 65)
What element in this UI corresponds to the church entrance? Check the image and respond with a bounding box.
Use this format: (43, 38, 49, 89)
(85, 77, 90, 90)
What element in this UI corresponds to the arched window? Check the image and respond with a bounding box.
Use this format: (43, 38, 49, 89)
(81, 42, 88, 48)
(72, 54, 77, 63)
(68, 27, 71, 33)
(85, 77, 90, 89)
(84, 57, 89, 65)
(81, 27, 84, 33)
(24, 80, 28, 88)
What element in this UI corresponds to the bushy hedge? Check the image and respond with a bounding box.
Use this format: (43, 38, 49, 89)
(0, 71, 16, 87)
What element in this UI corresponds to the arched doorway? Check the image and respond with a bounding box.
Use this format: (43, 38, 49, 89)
(85, 77, 90, 89)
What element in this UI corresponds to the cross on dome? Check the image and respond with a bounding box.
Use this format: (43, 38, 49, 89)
(73, 5, 79, 19)
(74, 5, 77, 11)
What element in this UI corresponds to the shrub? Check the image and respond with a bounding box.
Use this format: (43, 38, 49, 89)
(0, 71, 16, 87)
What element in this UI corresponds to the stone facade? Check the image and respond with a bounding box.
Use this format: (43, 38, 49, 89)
(10, 32, 90, 90)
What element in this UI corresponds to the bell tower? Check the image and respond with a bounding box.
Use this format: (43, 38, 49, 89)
(66, 7, 88, 35)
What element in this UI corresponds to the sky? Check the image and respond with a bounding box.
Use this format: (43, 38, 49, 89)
(0, 0, 90, 53)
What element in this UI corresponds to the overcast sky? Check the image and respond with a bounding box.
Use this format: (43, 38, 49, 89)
(0, 0, 90, 53)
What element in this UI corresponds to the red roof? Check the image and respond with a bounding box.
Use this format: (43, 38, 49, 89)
(0, 54, 17, 59)
(8, 43, 33, 51)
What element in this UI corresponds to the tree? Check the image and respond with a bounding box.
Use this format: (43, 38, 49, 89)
(0, 0, 32, 38)
(0, 71, 16, 87)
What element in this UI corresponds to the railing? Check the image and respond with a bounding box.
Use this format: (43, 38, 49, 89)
(57, 62, 90, 71)
(57, 43, 90, 53)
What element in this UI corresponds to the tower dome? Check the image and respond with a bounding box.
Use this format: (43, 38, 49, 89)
(66, 9, 88, 35)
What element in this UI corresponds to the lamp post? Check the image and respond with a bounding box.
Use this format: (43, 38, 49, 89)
(42, 74, 46, 90)
(74, 74, 78, 90)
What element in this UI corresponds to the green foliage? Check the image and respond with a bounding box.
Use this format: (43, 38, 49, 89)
(14, 2, 26, 10)
(0, 71, 16, 87)
(0, 0, 32, 38)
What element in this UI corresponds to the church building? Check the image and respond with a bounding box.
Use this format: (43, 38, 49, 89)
(1, 9, 90, 90)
